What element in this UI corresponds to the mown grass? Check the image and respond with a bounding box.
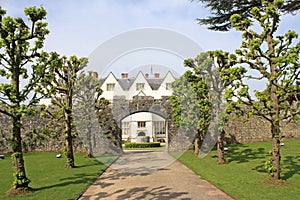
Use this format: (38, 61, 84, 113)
(0, 152, 117, 200)
(176, 139, 300, 200)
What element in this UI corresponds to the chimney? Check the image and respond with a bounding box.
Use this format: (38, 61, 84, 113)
(121, 73, 128, 78)
(92, 72, 98, 78)
(154, 73, 160, 78)
(145, 73, 149, 78)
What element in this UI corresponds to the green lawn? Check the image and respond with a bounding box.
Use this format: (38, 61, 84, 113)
(0, 152, 117, 200)
(176, 139, 300, 200)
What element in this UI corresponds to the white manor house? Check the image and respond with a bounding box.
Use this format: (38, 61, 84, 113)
(100, 71, 177, 143)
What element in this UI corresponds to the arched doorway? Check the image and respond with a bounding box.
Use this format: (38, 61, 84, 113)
(121, 112, 166, 143)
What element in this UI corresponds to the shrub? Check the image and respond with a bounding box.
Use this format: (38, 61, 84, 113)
(124, 142, 161, 148)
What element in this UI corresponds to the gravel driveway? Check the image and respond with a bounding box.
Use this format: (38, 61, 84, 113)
(78, 150, 234, 200)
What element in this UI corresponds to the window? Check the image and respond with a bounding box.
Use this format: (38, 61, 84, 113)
(122, 122, 130, 136)
(166, 83, 172, 90)
(153, 121, 165, 134)
(137, 121, 146, 128)
(136, 83, 145, 91)
(107, 83, 115, 91)
(137, 132, 146, 136)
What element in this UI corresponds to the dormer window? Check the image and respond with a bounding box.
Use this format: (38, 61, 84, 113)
(136, 83, 145, 91)
(107, 83, 115, 91)
(166, 83, 172, 90)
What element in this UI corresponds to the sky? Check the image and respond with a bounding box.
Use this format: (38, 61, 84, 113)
(1, 0, 300, 78)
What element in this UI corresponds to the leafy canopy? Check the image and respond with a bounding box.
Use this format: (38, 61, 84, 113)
(196, 0, 300, 31)
(0, 6, 60, 118)
(210, 0, 300, 127)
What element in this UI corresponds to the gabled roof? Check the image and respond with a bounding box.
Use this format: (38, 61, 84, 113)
(135, 90, 147, 96)
(117, 79, 135, 90)
(147, 78, 164, 90)
(100, 71, 177, 91)
(100, 72, 118, 86)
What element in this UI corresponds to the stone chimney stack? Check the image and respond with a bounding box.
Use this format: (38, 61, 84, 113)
(121, 73, 128, 78)
(154, 73, 160, 78)
(145, 73, 149, 78)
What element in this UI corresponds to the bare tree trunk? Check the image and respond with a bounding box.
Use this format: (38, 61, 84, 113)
(217, 130, 226, 164)
(268, 26, 281, 180)
(11, 115, 31, 190)
(194, 136, 200, 156)
(271, 122, 281, 180)
(86, 124, 94, 158)
(65, 99, 75, 168)
(65, 124, 75, 168)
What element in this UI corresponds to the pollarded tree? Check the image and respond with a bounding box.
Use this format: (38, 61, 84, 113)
(0, 6, 60, 192)
(185, 52, 228, 164)
(51, 56, 88, 168)
(170, 69, 211, 155)
(73, 71, 103, 158)
(210, 0, 300, 180)
(195, 0, 300, 31)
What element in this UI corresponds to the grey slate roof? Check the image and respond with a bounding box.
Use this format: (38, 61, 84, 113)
(100, 71, 175, 91)
(117, 79, 135, 90)
(146, 79, 164, 90)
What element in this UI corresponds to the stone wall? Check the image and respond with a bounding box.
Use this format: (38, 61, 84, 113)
(224, 115, 300, 144)
(1, 102, 299, 153)
(0, 109, 85, 154)
(0, 104, 122, 154)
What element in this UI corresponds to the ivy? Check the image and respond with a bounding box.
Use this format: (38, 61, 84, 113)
(264, 157, 277, 176)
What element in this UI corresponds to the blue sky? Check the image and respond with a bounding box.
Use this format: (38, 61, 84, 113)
(1, 0, 300, 77)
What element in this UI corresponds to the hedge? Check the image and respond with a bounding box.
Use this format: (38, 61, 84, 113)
(124, 142, 161, 148)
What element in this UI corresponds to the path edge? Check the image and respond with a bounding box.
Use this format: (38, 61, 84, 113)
(75, 153, 122, 200)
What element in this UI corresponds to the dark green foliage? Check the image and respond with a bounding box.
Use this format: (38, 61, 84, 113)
(124, 142, 161, 148)
(196, 0, 300, 31)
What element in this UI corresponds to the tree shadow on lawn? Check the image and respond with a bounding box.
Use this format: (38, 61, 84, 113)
(220, 145, 268, 164)
(33, 161, 106, 191)
(74, 158, 108, 169)
(35, 172, 99, 191)
(74, 162, 101, 169)
(281, 155, 300, 180)
(252, 154, 300, 180)
(211, 143, 300, 181)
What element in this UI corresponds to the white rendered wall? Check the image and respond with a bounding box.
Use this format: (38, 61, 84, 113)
(121, 112, 165, 142)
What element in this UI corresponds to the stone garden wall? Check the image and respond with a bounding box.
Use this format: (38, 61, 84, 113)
(0, 109, 85, 154)
(1, 103, 299, 153)
(224, 115, 300, 144)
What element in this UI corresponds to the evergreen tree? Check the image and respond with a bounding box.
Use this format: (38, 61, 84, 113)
(196, 0, 300, 31)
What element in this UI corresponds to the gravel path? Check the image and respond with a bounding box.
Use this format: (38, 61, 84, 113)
(78, 150, 234, 200)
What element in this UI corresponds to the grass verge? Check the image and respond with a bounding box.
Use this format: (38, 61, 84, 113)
(0, 152, 117, 200)
(175, 139, 300, 200)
